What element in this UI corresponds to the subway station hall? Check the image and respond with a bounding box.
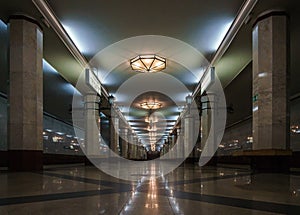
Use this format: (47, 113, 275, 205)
(1, 0, 300, 214)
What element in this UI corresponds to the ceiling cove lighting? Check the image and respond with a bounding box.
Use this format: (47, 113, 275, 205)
(130, 54, 166, 73)
(140, 101, 162, 110)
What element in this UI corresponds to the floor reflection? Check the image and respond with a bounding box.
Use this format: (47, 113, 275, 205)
(1, 165, 300, 214)
(145, 177, 158, 209)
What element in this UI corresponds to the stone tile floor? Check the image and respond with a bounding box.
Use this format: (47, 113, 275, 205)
(0, 164, 299, 214)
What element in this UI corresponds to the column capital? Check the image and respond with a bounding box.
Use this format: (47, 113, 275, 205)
(253, 10, 288, 28)
(9, 14, 43, 31)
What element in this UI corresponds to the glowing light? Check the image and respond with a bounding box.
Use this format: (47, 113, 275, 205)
(291, 125, 300, 134)
(212, 20, 233, 51)
(247, 136, 253, 142)
(258, 72, 268, 78)
(62, 83, 77, 94)
(151, 144, 156, 151)
(63, 24, 90, 55)
(128, 122, 140, 126)
(253, 106, 258, 112)
(145, 115, 158, 123)
(43, 59, 82, 96)
(130, 55, 166, 73)
(140, 101, 162, 110)
(43, 59, 58, 74)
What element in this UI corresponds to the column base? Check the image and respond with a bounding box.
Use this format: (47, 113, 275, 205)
(84, 157, 94, 166)
(8, 150, 43, 171)
(184, 157, 199, 164)
(233, 149, 292, 173)
(0, 151, 8, 167)
(43, 153, 86, 165)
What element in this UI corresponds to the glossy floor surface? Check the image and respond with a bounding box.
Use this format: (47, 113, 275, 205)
(0, 164, 300, 214)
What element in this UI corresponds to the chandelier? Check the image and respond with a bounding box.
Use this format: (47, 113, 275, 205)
(130, 54, 166, 73)
(145, 115, 158, 123)
(151, 144, 156, 151)
(147, 124, 157, 132)
(140, 101, 162, 110)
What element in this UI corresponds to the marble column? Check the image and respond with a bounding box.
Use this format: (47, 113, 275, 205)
(177, 128, 184, 159)
(184, 114, 194, 159)
(110, 113, 120, 155)
(200, 108, 210, 150)
(161, 139, 167, 156)
(201, 93, 219, 156)
(84, 94, 100, 157)
(119, 128, 128, 158)
(132, 136, 138, 159)
(127, 131, 134, 159)
(171, 133, 177, 158)
(252, 12, 289, 150)
(136, 145, 140, 159)
(129, 135, 135, 159)
(8, 16, 43, 171)
(138, 145, 143, 159)
(166, 136, 172, 155)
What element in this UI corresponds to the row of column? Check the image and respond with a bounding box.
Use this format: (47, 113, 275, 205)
(161, 115, 197, 160)
(193, 12, 290, 159)
(111, 125, 146, 160)
(7, 12, 290, 171)
(166, 10, 289, 160)
(84, 105, 147, 160)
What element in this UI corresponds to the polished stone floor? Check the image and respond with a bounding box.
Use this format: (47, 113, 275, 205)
(0, 164, 300, 214)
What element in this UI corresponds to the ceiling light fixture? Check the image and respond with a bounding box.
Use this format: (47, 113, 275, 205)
(140, 101, 162, 110)
(130, 54, 166, 73)
(147, 124, 157, 132)
(145, 116, 158, 123)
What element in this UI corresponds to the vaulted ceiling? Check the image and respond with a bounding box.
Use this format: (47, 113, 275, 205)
(1, 0, 300, 144)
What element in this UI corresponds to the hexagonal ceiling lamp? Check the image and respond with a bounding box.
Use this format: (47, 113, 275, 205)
(140, 101, 162, 110)
(130, 54, 166, 73)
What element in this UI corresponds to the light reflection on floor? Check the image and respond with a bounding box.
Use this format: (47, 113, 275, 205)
(0, 164, 300, 214)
